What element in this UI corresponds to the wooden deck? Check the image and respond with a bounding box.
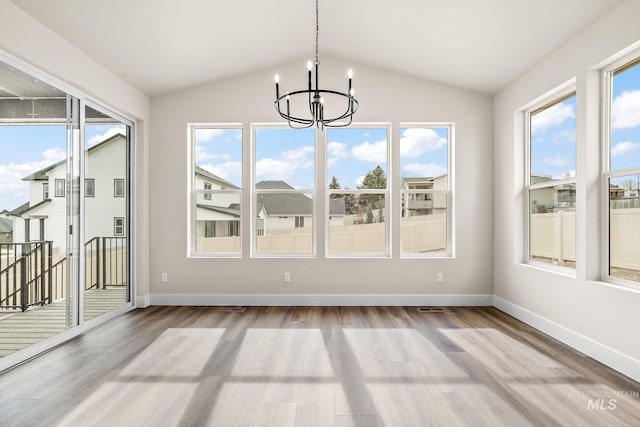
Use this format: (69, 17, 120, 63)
(0, 288, 127, 357)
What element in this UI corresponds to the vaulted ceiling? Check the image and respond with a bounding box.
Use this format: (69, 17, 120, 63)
(9, 0, 623, 96)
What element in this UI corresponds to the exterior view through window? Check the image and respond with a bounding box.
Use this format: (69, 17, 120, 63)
(192, 127, 242, 255)
(400, 126, 451, 256)
(254, 127, 315, 255)
(527, 92, 577, 270)
(0, 58, 132, 360)
(327, 126, 389, 256)
(607, 57, 640, 283)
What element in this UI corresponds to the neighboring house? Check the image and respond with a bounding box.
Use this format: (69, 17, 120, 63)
(194, 166, 241, 238)
(0, 213, 13, 243)
(7, 133, 127, 254)
(529, 174, 576, 213)
(255, 180, 345, 235)
(401, 175, 447, 217)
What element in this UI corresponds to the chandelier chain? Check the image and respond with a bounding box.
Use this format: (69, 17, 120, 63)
(315, 0, 319, 65)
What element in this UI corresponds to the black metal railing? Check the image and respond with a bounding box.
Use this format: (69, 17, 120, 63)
(0, 241, 52, 311)
(0, 236, 126, 312)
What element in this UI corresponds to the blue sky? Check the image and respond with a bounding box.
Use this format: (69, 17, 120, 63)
(611, 63, 640, 172)
(0, 124, 125, 211)
(530, 95, 577, 180)
(195, 126, 449, 191)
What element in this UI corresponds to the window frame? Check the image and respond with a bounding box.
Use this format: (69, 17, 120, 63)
(85, 178, 95, 198)
(524, 87, 577, 275)
(325, 123, 391, 258)
(113, 178, 125, 197)
(252, 123, 317, 258)
(602, 52, 640, 289)
(399, 123, 454, 258)
(203, 182, 212, 200)
(188, 123, 243, 258)
(42, 183, 49, 200)
(54, 178, 65, 197)
(114, 217, 125, 236)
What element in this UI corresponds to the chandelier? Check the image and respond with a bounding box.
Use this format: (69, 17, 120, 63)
(274, 0, 358, 129)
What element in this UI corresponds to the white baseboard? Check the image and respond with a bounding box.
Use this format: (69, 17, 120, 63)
(493, 296, 640, 383)
(135, 294, 150, 308)
(149, 293, 492, 307)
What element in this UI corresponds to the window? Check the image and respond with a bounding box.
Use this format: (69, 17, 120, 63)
(113, 178, 125, 197)
(85, 178, 95, 197)
(42, 183, 49, 199)
(327, 126, 389, 256)
(254, 126, 315, 256)
(24, 218, 30, 242)
(399, 125, 452, 256)
(55, 178, 65, 197)
(190, 125, 242, 256)
(114, 217, 125, 236)
(604, 56, 640, 284)
(525, 90, 576, 270)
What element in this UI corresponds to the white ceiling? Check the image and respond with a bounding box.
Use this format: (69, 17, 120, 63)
(9, 0, 623, 96)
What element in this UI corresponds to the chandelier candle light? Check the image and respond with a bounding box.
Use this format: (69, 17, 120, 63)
(274, 0, 358, 129)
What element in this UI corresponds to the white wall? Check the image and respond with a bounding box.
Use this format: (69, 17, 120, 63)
(0, 0, 150, 300)
(493, 0, 640, 380)
(150, 57, 493, 300)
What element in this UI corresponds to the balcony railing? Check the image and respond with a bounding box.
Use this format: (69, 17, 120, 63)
(0, 237, 126, 312)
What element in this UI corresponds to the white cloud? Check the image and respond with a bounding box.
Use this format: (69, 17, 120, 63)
(201, 161, 241, 183)
(0, 159, 57, 210)
(195, 128, 225, 142)
(611, 141, 640, 157)
(402, 163, 447, 178)
(255, 146, 314, 181)
(612, 90, 640, 129)
(328, 141, 348, 158)
(42, 147, 66, 162)
(87, 127, 125, 147)
(400, 128, 446, 158)
(543, 156, 568, 166)
(354, 175, 365, 187)
(531, 102, 574, 133)
(352, 139, 387, 163)
(195, 144, 231, 163)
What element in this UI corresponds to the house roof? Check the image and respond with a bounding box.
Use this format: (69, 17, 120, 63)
(196, 204, 240, 218)
(7, 200, 51, 217)
(256, 181, 345, 216)
(194, 166, 239, 189)
(0, 217, 13, 233)
(22, 133, 125, 181)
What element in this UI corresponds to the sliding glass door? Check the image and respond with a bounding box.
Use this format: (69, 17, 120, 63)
(83, 105, 130, 321)
(0, 58, 133, 363)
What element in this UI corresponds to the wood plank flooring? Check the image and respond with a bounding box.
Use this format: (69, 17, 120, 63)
(0, 306, 638, 426)
(0, 288, 127, 357)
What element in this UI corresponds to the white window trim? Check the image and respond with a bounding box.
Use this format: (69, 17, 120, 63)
(601, 52, 640, 290)
(325, 123, 392, 258)
(523, 87, 577, 276)
(398, 123, 454, 258)
(251, 123, 317, 258)
(187, 123, 243, 258)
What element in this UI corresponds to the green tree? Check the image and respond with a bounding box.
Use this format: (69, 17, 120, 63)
(328, 176, 341, 200)
(358, 165, 387, 190)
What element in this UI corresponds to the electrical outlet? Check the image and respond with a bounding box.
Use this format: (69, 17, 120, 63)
(161, 272, 168, 282)
(436, 273, 444, 283)
(283, 272, 291, 283)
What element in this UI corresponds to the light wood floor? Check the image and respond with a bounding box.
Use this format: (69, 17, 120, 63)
(0, 306, 638, 426)
(0, 288, 127, 357)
